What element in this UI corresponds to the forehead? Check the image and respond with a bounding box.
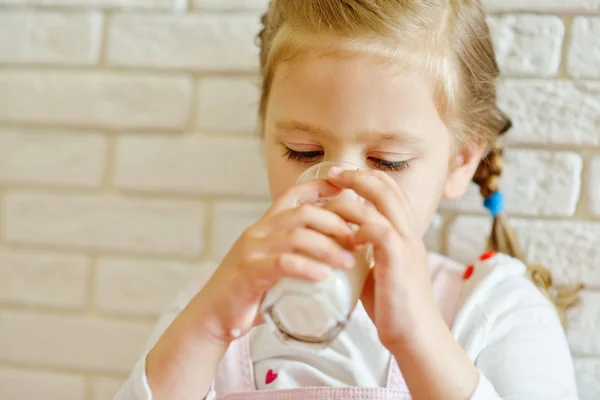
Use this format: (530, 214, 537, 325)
(265, 52, 449, 144)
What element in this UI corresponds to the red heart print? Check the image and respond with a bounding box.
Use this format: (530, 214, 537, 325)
(265, 369, 278, 385)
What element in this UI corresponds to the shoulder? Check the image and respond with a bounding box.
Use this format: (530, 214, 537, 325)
(426, 252, 551, 326)
(455, 252, 554, 319)
(445, 253, 578, 397)
(445, 252, 565, 357)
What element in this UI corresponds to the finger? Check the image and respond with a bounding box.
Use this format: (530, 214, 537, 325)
(327, 169, 410, 235)
(266, 227, 355, 270)
(321, 199, 389, 228)
(263, 203, 354, 241)
(367, 170, 416, 228)
(258, 253, 333, 282)
(351, 222, 400, 269)
(366, 169, 406, 203)
(266, 179, 341, 217)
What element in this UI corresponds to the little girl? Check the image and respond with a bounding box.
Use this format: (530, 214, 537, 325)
(116, 1, 583, 399)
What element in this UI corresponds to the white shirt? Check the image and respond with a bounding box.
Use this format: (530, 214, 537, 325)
(114, 253, 579, 399)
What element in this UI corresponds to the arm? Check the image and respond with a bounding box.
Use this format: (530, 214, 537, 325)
(325, 169, 578, 399)
(145, 290, 230, 400)
(114, 179, 356, 400)
(392, 279, 578, 400)
(473, 301, 578, 399)
(113, 272, 224, 400)
(390, 304, 482, 400)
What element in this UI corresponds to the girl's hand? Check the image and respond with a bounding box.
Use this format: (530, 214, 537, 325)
(198, 179, 356, 345)
(146, 179, 357, 400)
(325, 168, 480, 400)
(324, 168, 441, 353)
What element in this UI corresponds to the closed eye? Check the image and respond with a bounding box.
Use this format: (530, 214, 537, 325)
(368, 157, 412, 172)
(283, 148, 323, 162)
(284, 148, 412, 172)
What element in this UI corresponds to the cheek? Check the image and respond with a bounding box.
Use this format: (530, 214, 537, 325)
(264, 141, 298, 200)
(395, 161, 449, 236)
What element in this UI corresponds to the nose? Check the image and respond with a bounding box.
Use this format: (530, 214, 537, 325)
(296, 161, 364, 204)
(296, 161, 360, 185)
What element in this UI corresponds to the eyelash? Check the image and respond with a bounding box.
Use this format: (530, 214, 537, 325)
(283, 148, 412, 172)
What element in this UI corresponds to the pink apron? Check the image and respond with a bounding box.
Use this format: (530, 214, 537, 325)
(212, 252, 472, 400)
(214, 333, 411, 399)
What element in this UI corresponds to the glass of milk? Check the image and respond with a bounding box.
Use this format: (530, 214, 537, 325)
(260, 161, 373, 348)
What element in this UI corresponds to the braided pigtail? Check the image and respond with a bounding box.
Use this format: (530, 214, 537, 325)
(473, 116, 584, 326)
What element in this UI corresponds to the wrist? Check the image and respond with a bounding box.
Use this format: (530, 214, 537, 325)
(386, 293, 446, 355)
(186, 289, 238, 347)
(146, 302, 231, 400)
(388, 313, 444, 358)
(390, 315, 479, 400)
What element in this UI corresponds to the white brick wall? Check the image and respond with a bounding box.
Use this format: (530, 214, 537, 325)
(0, 1, 598, 399)
(0, 71, 193, 130)
(0, 10, 103, 65)
(568, 17, 600, 78)
(0, 130, 107, 187)
(488, 15, 565, 76)
(114, 136, 269, 196)
(106, 14, 261, 71)
(0, 367, 87, 400)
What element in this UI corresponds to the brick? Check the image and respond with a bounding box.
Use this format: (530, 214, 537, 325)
(498, 80, 600, 146)
(441, 149, 582, 217)
(192, 0, 269, 9)
(0, 130, 106, 188)
(0, 10, 102, 65)
(0, 250, 88, 309)
(115, 136, 269, 197)
(568, 17, 600, 79)
(92, 376, 124, 400)
(0, 311, 152, 373)
(3, 193, 205, 257)
(0, 70, 192, 131)
(106, 14, 260, 71)
(588, 157, 600, 216)
(97, 258, 217, 316)
(0, 0, 171, 7)
(575, 358, 600, 400)
(213, 201, 270, 259)
(488, 15, 564, 77)
(484, 0, 600, 13)
(567, 291, 600, 356)
(0, 367, 86, 400)
(448, 217, 600, 287)
(197, 77, 260, 134)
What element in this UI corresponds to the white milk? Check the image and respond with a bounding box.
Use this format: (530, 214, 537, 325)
(261, 161, 373, 347)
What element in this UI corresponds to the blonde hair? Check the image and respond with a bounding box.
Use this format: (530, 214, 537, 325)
(256, 0, 583, 324)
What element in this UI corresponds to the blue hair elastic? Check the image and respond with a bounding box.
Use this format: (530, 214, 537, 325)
(484, 191, 504, 217)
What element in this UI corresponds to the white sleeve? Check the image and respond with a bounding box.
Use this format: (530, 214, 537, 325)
(470, 280, 579, 399)
(113, 270, 217, 400)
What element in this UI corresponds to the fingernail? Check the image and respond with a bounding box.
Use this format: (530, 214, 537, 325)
(329, 166, 343, 178)
(343, 251, 356, 268)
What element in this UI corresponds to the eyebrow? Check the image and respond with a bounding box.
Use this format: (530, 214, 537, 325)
(275, 120, 422, 145)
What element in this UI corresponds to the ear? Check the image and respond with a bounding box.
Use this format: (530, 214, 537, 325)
(443, 142, 484, 200)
